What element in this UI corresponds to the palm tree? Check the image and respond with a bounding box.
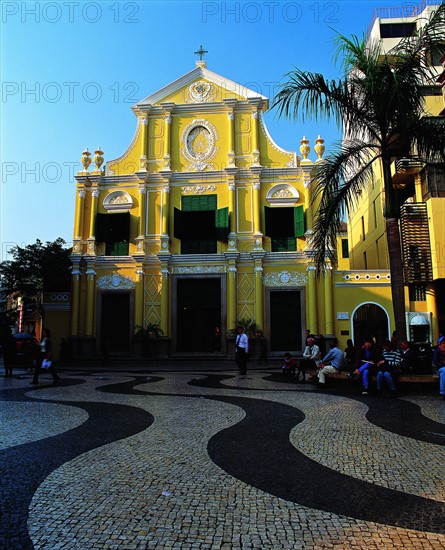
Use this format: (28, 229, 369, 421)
(273, 4, 445, 343)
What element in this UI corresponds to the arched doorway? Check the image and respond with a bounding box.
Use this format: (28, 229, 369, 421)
(353, 303, 389, 347)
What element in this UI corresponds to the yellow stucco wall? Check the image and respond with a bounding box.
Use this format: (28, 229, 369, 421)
(428, 199, 445, 280)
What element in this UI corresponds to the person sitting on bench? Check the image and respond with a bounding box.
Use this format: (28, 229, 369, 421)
(298, 337, 321, 383)
(376, 339, 401, 397)
(316, 339, 343, 388)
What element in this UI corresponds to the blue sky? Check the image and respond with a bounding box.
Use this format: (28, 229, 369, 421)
(1, 0, 419, 258)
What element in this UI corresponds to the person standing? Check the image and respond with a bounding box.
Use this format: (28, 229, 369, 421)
(316, 339, 344, 387)
(432, 338, 445, 400)
(235, 326, 248, 375)
(31, 328, 60, 385)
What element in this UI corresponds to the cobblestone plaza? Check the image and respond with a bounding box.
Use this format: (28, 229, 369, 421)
(1, 365, 444, 549)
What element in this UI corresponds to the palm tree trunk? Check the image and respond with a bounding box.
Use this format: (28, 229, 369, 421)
(385, 217, 407, 344)
(382, 155, 407, 345)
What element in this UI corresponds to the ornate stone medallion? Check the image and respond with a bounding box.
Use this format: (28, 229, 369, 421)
(263, 270, 308, 287)
(97, 273, 135, 289)
(187, 81, 215, 103)
(181, 119, 218, 171)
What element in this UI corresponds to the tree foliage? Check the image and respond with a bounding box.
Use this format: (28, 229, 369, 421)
(0, 238, 72, 297)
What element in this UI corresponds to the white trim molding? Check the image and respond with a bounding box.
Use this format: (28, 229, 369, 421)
(97, 273, 135, 289)
(103, 191, 134, 212)
(172, 265, 226, 274)
(263, 270, 308, 287)
(266, 184, 300, 206)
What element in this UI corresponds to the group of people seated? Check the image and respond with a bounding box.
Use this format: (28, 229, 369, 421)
(281, 333, 445, 399)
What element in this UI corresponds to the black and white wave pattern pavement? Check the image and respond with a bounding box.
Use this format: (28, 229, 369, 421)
(1, 371, 444, 549)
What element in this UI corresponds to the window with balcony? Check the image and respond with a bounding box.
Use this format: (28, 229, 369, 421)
(264, 206, 304, 252)
(174, 195, 229, 254)
(96, 212, 130, 256)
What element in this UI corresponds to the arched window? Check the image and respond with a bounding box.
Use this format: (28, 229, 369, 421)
(352, 303, 389, 347)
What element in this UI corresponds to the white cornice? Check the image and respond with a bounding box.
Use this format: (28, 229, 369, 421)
(261, 167, 301, 178)
(264, 251, 306, 262)
(100, 175, 140, 185)
(170, 254, 226, 264)
(95, 256, 136, 266)
(132, 66, 268, 110)
(169, 171, 228, 182)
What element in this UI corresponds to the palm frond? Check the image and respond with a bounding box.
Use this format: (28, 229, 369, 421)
(413, 117, 445, 164)
(389, 3, 445, 82)
(272, 69, 381, 144)
(272, 70, 344, 125)
(333, 32, 380, 77)
(310, 141, 382, 271)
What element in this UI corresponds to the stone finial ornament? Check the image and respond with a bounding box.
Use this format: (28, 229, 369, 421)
(314, 135, 325, 161)
(81, 148, 91, 171)
(299, 136, 310, 160)
(93, 147, 104, 170)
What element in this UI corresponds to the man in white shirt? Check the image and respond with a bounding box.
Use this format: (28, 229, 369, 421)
(235, 326, 249, 375)
(298, 337, 321, 382)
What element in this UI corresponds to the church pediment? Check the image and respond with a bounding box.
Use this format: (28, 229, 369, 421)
(133, 63, 268, 111)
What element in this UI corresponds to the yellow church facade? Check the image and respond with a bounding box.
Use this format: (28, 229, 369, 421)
(69, 61, 398, 358)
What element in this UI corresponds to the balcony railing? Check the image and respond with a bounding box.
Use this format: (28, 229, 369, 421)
(400, 203, 433, 284)
(391, 157, 424, 188)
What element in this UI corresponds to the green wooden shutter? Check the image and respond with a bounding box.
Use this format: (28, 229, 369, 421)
(182, 195, 217, 211)
(293, 205, 305, 237)
(272, 238, 297, 252)
(264, 206, 272, 236)
(174, 208, 184, 239)
(109, 241, 129, 256)
(215, 207, 229, 241)
(95, 213, 110, 241)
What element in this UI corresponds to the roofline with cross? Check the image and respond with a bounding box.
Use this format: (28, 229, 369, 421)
(132, 62, 268, 113)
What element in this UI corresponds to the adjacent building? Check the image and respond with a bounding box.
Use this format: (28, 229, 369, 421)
(347, 1, 444, 344)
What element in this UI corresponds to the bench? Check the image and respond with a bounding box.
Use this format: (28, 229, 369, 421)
(325, 371, 438, 383)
